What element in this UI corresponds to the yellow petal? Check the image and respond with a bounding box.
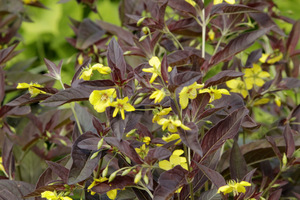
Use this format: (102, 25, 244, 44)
(217, 185, 233, 194)
(123, 103, 135, 112)
(159, 160, 172, 171)
(254, 78, 265, 87)
(259, 71, 270, 78)
(113, 107, 119, 117)
(107, 189, 117, 200)
(244, 78, 254, 90)
(16, 83, 30, 89)
(259, 53, 269, 63)
(120, 109, 125, 120)
(213, 0, 223, 4)
(240, 181, 251, 186)
(173, 149, 184, 156)
(225, 0, 235, 4)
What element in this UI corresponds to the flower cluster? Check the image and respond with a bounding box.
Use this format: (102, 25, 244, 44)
(217, 180, 251, 196)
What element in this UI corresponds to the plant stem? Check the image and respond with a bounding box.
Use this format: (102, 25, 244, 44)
(201, 0, 206, 58)
(164, 27, 184, 50)
(59, 78, 84, 135)
(261, 170, 282, 197)
(183, 144, 195, 200)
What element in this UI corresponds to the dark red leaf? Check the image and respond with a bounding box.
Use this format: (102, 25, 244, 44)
(242, 115, 261, 130)
(283, 124, 295, 158)
(76, 19, 105, 50)
(92, 176, 134, 193)
(172, 71, 202, 87)
(178, 122, 203, 157)
(286, 20, 300, 55)
(2, 135, 15, 178)
(167, 0, 197, 16)
(268, 189, 282, 200)
(0, 43, 19, 65)
(47, 161, 69, 183)
(211, 4, 259, 16)
(208, 27, 272, 68)
(79, 80, 115, 88)
(77, 131, 100, 151)
(144, 147, 171, 164)
(245, 49, 262, 68)
(44, 58, 63, 80)
(204, 70, 244, 88)
(6, 93, 50, 107)
(24, 185, 66, 198)
(201, 107, 248, 160)
(191, 93, 210, 119)
(160, 53, 169, 83)
(0, 68, 4, 103)
(196, 163, 226, 188)
(153, 165, 188, 200)
(104, 137, 143, 164)
(0, 180, 35, 200)
(230, 140, 248, 180)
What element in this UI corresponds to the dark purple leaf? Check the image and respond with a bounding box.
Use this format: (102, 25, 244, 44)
(0, 43, 19, 65)
(157, 0, 168, 25)
(277, 78, 300, 89)
(96, 20, 134, 45)
(245, 49, 262, 68)
(196, 164, 226, 188)
(76, 19, 105, 50)
(197, 107, 224, 121)
(230, 140, 248, 180)
(72, 58, 91, 84)
(167, 50, 192, 67)
(92, 117, 104, 136)
(191, 93, 210, 119)
(204, 70, 244, 88)
(283, 124, 295, 158)
(92, 176, 134, 193)
(46, 161, 69, 183)
(250, 13, 286, 37)
(208, 27, 272, 68)
(41, 86, 93, 107)
(178, 122, 203, 157)
(0, 68, 4, 103)
(79, 80, 115, 88)
(286, 20, 300, 55)
(211, 4, 259, 16)
(172, 71, 202, 87)
(144, 147, 171, 164)
(77, 131, 100, 151)
(24, 185, 66, 198)
(160, 53, 168, 83)
(268, 189, 282, 200)
(44, 58, 63, 80)
(107, 38, 126, 82)
(153, 165, 188, 200)
(105, 137, 143, 164)
(198, 189, 221, 200)
(68, 132, 102, 184)
(2, 135, 15, 178)
(242, 115, 261, 130)
(201, 107, 248, 160)
(6, 93, 50, 106)
(0, 180, 35, 200)
(167, 0, 197, 16)
(293, 192, 300, 199)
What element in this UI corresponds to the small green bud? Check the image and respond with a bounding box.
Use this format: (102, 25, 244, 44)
(205, 120, 212, 125)
(97, 138, 104, 149)
(142, 27, 149, 35)
(90, 151, 99, 159)
(93, 44, 98, 54)
(59, 139, 67, 146)
(109, 171, 117, 183)
(134, 97, 144, 105)
(46, 131, 52, 138)
(125, 156, 132, 164)
(78, 54, 83, 65)
(102, 166, 109, 177)
(134, 170, 142, 184)
(121, 168, 131, 176)
(123, 51, 132, 55)
(137, 17, 146, 26)
(282, 153, 287, 168)
(139, 35, 148, 42)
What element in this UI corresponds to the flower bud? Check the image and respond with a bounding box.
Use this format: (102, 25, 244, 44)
(134, 170, 142, 184)
(137, 17, 146, 26)
(97, 138, 104, 150)
(121, 168, 131, 176)
(134, 97, 144, 105)
(102, 166, 108, 177)
(143, 174, 149, 185)
(90, 151, 99, 160)
(142, 27, 149, 35)
(109, 171, 117, 183)
(282, 153, 287, 169)
(139, 35, 148, 42)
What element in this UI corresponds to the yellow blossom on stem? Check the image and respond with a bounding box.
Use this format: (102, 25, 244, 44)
(79, 64, 111, 80)
(244, 64, 270, 89)
(142, 56, 161, 83)
(157, 116, 190, 133)
(142, 137, 151, 145)
(149, 88, 166, 103)
(159, 149, 188, 171)
(152, 107, 172, 123)
(208, 29, 215, 41)
(17, 82, 46, 97)
(274, 95, 281, 107)
(213, 0, 235, 5)
(259, 52, 283, 64)
(179, 82, 204, 109)
(89, 89, 116, 113)
(226, 79, 248, 98)
(198, 87, 230, 103)
(217, 180, 251, 196)
(110, 97, 135, 120)
(135, 144, 149, 159)
(162, 133, 181, 145)
(41, 191, 72, 200)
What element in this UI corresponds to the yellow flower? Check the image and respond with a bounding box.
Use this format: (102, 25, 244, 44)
(226, 79, 248, 98)
(259, 53, 283, 64)
(143, 137, 151, 145)
(244, 64, 270, 89)
(162, 133, 181, 145)
(157, 116, 190, 133)
(274, 95, 281, 107)
(142, 56, 161, 83)
(135, 144, 149, 159)
(217, 180, 251, 196)
(253, 98, 269, 106)
(110, 97, 135, 120)
(208, 29, 215, 41)
(149, 88, 166, 104)
(89, 89, 117, 113)
(88, 177, 118, 199)
(41, 191, 72, 200)
(185, 0, 196, 7)
(199, 87, 230, 103)
(159, 149, 188, 171)
(17, 82, 46, 97)
(213, 0, 235, 5)
(79, 64, 111, 80)
(152, 107, 172, 123)
(0, 157, 4, 172)
(179, 82, 204, 109)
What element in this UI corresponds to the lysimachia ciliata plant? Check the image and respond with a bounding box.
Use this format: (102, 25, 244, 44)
(0, 0, 299, 199)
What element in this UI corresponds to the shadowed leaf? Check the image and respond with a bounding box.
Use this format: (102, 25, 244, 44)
(6, 93, 50, 106)
(265, 136, 282, 160)
(196, 163, 226, 188)
(144, 147, 171, 164)
(47, 161, 69, 183)
(0, 68, 4, 103)
(198, 189, 221, 200)
(230, 140, 248, 180)
(283, 124, 295, 158)
(44, 58, 63, 80)
(0, 180, 34, 200)
(204, 70, 244, 88)
(286, 20, 300, 55)
(245, 49, 262, 68)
